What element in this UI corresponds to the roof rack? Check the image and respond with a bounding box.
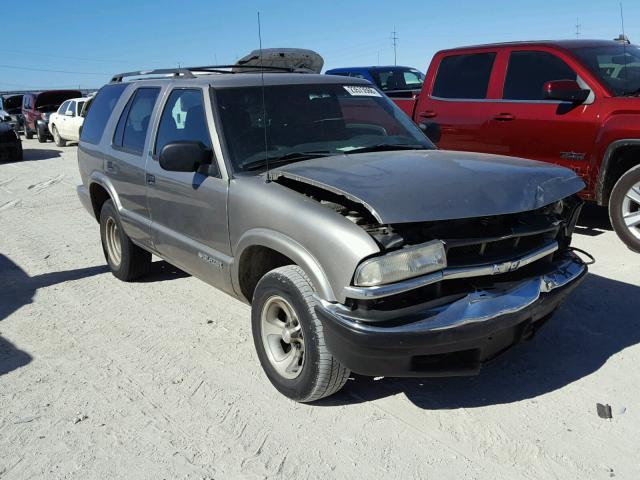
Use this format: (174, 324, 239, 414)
(110, 64, 296, 83)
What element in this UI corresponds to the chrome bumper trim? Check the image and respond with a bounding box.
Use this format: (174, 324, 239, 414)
(343, 241, 559, 300)
(321, 255, 586, 333)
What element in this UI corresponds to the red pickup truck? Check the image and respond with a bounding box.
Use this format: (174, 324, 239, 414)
(394, 39, 640, 252)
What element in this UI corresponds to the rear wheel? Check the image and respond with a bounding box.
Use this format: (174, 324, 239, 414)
(36, 126, 46, 143)
(609, 164, 640, 252)
(24, 123, 33, 139)
(99, 200, 151, 281)
(52, 125, 66, 147)
(251, 265, 350, 402)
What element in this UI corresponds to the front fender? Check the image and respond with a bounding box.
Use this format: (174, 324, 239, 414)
(231, 228, 337, 302)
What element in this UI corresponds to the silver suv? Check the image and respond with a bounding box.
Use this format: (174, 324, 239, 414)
(77, 65, 589, 401)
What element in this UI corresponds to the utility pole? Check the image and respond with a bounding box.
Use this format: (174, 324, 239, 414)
(391, 27, 398, 66)
(575, 17, 581, 38)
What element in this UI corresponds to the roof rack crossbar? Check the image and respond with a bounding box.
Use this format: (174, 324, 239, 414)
(110, 68, 196, 83)
(110, 64, 298, 83)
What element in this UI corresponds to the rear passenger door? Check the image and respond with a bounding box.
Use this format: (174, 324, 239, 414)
(490, 48, 600, 179)
(145, 87, 231, 287)
(417, 51, 507, 153)
(104, 86, 161, 247)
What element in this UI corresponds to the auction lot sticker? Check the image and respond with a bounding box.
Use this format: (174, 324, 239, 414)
(343, 86, 382, 97)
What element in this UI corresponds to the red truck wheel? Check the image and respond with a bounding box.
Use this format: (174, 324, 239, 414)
(609, 164, 640, 252)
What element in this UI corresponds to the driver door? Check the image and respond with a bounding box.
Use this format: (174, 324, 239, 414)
(145, 87, 231, 287)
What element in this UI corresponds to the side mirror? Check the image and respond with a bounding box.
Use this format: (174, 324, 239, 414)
(65, 110, 75, 117)
(159, 141, 212, 172)
(543, 80, 590, 103)
(419, 122, 441, 144)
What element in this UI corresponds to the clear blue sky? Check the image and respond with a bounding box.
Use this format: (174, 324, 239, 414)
(2, 0, 639, 90)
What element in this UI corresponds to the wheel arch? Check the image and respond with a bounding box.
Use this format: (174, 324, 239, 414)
(233, 229, 337, 304)
(88, 174, 121, 221)
(597, 139, 640, 206)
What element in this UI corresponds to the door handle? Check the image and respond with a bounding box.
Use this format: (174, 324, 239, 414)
(105, 160, 116, 173)
(493, 113, 515, 121)
(146, 173, 156, 185)
(418, 110, 437, 119)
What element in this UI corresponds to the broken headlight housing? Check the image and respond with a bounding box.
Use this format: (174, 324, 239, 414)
(354, 240, 447, 287)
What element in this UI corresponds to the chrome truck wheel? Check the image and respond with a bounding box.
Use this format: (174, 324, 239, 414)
(260, 295, 305, 379)
(610, 164, 640, 252)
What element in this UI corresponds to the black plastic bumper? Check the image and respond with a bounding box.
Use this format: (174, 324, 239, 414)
(315, 255, 587, 377)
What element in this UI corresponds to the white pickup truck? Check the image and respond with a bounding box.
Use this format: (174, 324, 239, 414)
(48, 97, 89, 146)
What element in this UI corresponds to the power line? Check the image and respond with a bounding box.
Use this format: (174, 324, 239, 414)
(0, 64, 109, 76)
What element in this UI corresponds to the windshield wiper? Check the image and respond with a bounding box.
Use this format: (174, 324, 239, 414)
(621, 87, 640, 96)
(243, 151, 332, 171)
(342, 143, 428, 155)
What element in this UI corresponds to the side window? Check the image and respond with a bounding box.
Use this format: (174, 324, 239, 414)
(113, 88, 160, 155)
(58, 101, 70, 115)
(80, 83, 128, 145)
(432, 52, 496, 99)
(77, 101, 85, 116)
(503, 51, 577, 100)
(68, 101, 77, 116)
(155, 89, 211, 155)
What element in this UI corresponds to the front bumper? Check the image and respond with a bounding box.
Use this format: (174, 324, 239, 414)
(315, 253, 587, 377)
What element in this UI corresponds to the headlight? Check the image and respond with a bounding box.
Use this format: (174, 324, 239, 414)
(354, 240, 447, 287)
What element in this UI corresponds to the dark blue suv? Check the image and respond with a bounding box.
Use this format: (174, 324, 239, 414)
(325, 66, 424, 98)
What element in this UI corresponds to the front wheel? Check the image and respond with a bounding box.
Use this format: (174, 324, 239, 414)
(251, 265, 350, 402)
(24, 123, 33, 139)
(99, 200, 151, 281)
(609, 164, 640, 252)
(52, 125, 66, 147)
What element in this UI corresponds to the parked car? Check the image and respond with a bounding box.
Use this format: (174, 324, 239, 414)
(77, 64, 588, 402)
(1, 94, 24, 133)
(0, 120, 22, 162)
(326, 66, 425, 98)
(392, 39, 640, 252)
(22, 90, 81, 142)
(48, 97, 89, 146)
(0, 109, 18, 132)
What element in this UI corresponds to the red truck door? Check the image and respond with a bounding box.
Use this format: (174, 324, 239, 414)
(488, 48, 601, 184)
(415, 50, 509, 154)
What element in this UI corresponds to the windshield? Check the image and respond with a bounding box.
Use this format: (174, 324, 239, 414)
(371, 67, 425, 91)
(215, 83, 433, 172)
(571, 44, 640, 96)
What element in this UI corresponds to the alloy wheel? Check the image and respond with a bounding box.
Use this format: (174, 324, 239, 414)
(260, 295, 305, 380)
(622, 181, 640, 241)
(104, 217, 122, 267)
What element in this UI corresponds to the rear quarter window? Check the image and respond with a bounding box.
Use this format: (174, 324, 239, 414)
(80, 84, 128, 145)
(432, 52, 496, 99)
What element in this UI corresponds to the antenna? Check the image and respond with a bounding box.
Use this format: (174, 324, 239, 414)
(575, 17, 581, 39)
(620, 2, 629, 86)
(391, 27, 398, 66)
(258, 12, 270, 183)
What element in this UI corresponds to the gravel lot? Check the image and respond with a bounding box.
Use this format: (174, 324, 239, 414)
(1, 138, 639, 479)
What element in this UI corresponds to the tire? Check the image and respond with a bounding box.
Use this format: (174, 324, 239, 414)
(251, 265, 350, 402)
(609, 164, 640, 253)
(13, 142, 23, 161)
(52, 125, 66, 147)
(36, 126, 47, 143)
(99, 199, 151, 281)
(24, 123, 33, 139)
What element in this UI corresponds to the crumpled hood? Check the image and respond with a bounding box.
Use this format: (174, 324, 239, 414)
(271, 150, 585, 224)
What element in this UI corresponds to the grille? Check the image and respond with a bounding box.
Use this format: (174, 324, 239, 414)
(444, 227, 559, 268)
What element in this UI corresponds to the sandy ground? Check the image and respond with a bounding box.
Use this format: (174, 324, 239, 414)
(1, 138, 639, 480)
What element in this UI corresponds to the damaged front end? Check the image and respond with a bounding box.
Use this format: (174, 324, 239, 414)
(273, 172, 589, 377)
